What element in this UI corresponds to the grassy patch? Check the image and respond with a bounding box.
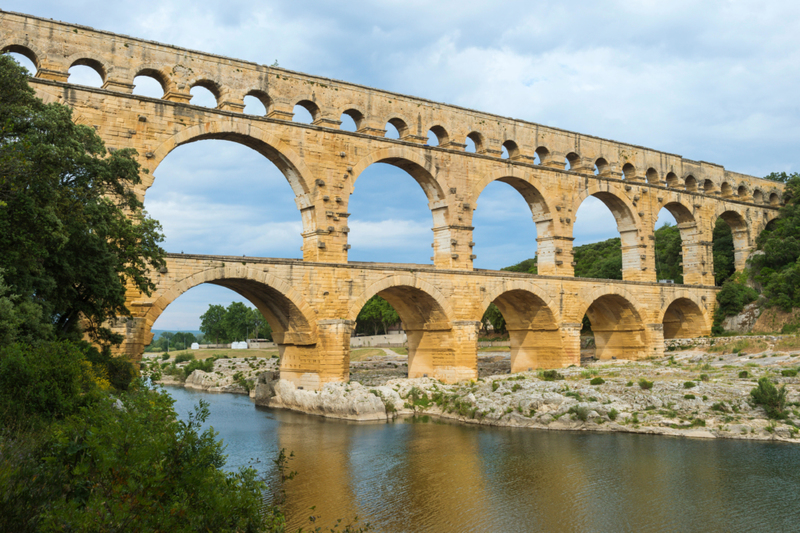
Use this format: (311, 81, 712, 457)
(349, 348, 386, 361)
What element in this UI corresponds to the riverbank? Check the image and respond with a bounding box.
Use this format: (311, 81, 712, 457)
(144, 337, 800, 443)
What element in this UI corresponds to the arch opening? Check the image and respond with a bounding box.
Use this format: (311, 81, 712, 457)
(428, 125, 448, 146)
(737, 185, 749, 199)
(662, 298, 707, 339)
(713, 211, 748, 285)
(721, 182, 733, 197)
(465, 132, 483, 153)
(646, 168, 659, 184)
(654, 206, 685, 284)
(385, 118, 407, 140)
(348, 161, 442, 264)
(685, 175, 698, 192)
(595, 158, 610, 176)
(573, 191, 641, 280)
(68, 59, 105, 87)
(622, 163, 636, 180)
(703, 179, 716, 194)
(133, 70, 166, 98)
(483, 290, 563, 372)
(351, 284, 454, 379)
(582, 294, 647, 360)
(145, 139, 304, 257)
(244, 91, 270, 115)
(502, 140, 520, 160)
(340, 108, 363, 132)
(293, 100, 319, 123)
(666, 172, 679, 188)
(189, 82, 219, 108)
(534, 146, 549, 165)
(565, 152, 580, 170)
(769, 192, 781, 206)
(472, 178, 547, 270)
(4, 46, 38, 74)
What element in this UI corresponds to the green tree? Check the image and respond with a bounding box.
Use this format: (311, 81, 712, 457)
(713, 219, 735, 285)
(481, 303, 506, 334)
(654, 222, 683, 283)
(763, 171, 799, 183)
(224, 301, 251, 341)
(355, 296, 400, 335)
(200, 304, 228, 344)
(0, 53, 165, 344)
(246, 307, 271, 340)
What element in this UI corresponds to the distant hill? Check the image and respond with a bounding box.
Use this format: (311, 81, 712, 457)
(151, 329, 203, 341)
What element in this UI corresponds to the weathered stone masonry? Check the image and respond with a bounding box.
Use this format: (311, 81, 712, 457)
(0, 10, 784, 387)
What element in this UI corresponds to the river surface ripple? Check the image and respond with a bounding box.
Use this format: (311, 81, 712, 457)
(165, 385, 800, 533)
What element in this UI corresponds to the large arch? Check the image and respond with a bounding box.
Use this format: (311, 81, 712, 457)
(572, 184, 644, 281)
(576, 290, 649, 360)
(657, 201, 703, 284)
(349, 275, 456, 379)
(145, 262, 319, 386)
(478, 282, 566, 371)
(351, 147, 447, 204)
(713, 208, 751, 276)
(660, 297, 710, 339)
(147, 122, 315, 199)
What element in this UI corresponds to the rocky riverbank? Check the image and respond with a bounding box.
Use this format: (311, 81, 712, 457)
(144, 338, 800, 443)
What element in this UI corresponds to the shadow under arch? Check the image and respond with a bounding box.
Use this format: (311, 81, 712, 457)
(478, 283, 567, 371)
(661, 297, 709, 339)
(577, 290, 649, 360)
(145, 262, 319, 384)
(348, 275, 464, 380)
(572, 184, 644, 280)
(147, 123, 314, 199)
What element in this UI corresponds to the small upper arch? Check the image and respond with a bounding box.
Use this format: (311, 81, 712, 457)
(666, 172, 680, 188)
(595, 158, 611, 176)
(646, 167, 660, 184)
(68, 57, 107, 85)
(293, 99, 320, 122)
(534, 146, 550, 165)
(1, 43, 40, 72)
(340, 107, 365, 131)
(769, 191, 781, 206)
(428, 125, 449, 146)
(244, 89, 272, 115)
(502, 140, 520, 159)
(703, 179, 716, 194)
(720, 181, 733, 197)
(684, 175, 698, 192)
(565, 152, 581, 170)
(752, 188, 763, 204)
(737, 183, 750, 199)
(622, 163, 636, 180)
(134, 67, 170, 96)
(385, 115, 410, 139)
(465, 131, 485, 153)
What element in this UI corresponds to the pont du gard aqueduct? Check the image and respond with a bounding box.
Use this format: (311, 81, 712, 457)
(2, 10, 786, 389)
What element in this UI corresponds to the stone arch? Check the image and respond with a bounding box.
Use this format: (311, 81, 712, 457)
(348, 274, 456, 379)
(428, 125, 449, 146)
(294, 99, 320, 122)
(133, 66, 170, 96)
(660, 296, 710, 339)
(573, 183, 644, 280)
(622, 163, 636, 180)
(479, 285, 566, 371)
(1, 43, 40, 71)
(769, 191, 781, 206)
(385, 115, 412, 138)
(502, 140, 520, 159)
(340, 106, 365, 130)
(737, 183, 749, 199)
(666, 172, 680, 188)
(595, 158, 611, 176)
(472, 168, 553, 233)
(684, 175, 698, 192)
(147, 122, 315, 201)
(576, 288, 650, 360)
(752, 188, 763, 204)
(714, 208, 751, 274)
(721, 182, 734, 198)
(68, 56, 107, 84)
(466, 131, 485, 152)
(565, 152, 581, 170)
(646, 167, 660, 184)
(189, 78, 223, 106)
(245, 89, 272, 114)
(703, 179, 716, 194)
(535, 146, 550, 165)
(351, 146, 447, 204)
(146, 264, 317, 345)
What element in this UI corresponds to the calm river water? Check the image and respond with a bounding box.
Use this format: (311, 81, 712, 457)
(166, 385, 800, 532)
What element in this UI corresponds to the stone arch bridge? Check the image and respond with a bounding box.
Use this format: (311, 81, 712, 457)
(1, 10, 784, 388)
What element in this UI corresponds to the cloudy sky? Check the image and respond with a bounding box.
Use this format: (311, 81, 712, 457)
(8, 1, 800, 331)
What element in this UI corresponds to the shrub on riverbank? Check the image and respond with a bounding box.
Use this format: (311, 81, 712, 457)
(750, 377, 788, 419)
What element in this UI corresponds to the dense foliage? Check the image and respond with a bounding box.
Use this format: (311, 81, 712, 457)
(749, 174, 800, 311)
(354, 295, 400, 336)
(712, 219, 735, 286)
(199, 301, 271, 343)
(0, 54, 165, 345)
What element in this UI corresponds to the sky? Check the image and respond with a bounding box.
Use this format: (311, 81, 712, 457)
(7, 1, 800, 331)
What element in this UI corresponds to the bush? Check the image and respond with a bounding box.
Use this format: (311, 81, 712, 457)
(161, 352, 170, 360)
(781, 369, 798, 377)
(739, 370, 749, 378)
(626, 381, 634, 387)
(0, 342, 106, 427)
(638, 378, 654, 390)
(712, 276, 758, 334)
(608, 408, 618, 421)
(699, 374, 710, 382)
(541, 370, 564, 381)
(684, 394, 696, 400)
(569, 405, 591, 422)
(174, 352, 195, 364)
(750, 377, 788, 419)
(684, 381, 696, 389)
(590, 377, 605, 386)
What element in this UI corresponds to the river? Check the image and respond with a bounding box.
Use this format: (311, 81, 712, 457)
(166, 385, 800, 532)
